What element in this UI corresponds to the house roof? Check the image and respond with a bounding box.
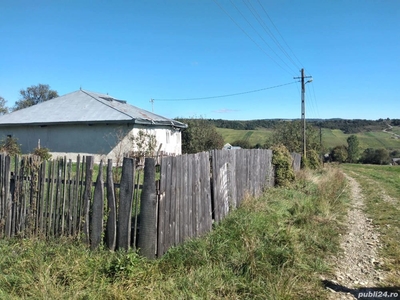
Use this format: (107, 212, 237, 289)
(0, 89, 187, 128)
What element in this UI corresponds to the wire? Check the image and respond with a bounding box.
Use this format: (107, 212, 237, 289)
(153, 81, 297, 101)
(256, 0, 304, 68)
(229, 0, 298, 75)
(213, 0, 295, 76)
(244, 0, 300, 71)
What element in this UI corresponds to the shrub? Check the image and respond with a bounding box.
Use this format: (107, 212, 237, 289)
(306, 149, 322, 170)
(0, 136, 21, 156)
(272, 144, 295, 187)
(32, 147, 52, 160)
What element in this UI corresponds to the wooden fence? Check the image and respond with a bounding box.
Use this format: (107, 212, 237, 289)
(0, 149, 300, 258)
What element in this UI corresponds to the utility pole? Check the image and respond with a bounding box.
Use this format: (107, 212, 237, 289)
(294, 69, 312, 159)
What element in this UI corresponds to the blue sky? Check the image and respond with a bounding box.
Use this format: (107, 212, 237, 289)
(1, 0, 399, 120)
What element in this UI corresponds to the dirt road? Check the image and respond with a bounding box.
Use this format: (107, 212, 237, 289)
(324, 173, 397, 299)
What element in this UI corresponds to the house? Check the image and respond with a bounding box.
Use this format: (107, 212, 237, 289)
(0, 89, 187, 162)
(222, 143, 241, 150)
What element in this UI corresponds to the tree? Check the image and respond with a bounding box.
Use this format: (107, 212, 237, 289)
(232, 139, 252, 149)
(346, 135, 360, 163)
(0, 96, 9, 115)
(331, 145, 348, 163)
(266, 120, 321, 153)
(360, 148, 390, 165)
(177, 118, 224, 154)
(13, 84, 58, 111)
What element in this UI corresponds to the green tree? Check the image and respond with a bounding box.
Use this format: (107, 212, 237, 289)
(177, 118, 224, 154)
(232, 139, 252, 149)
(266, 120, 321, 153)
(331, 145, 348, 163)
(360, 148, 390, 165)
(13, 84, 58, 111)
(346, 135, 360, 163)
(0, 96, 9, 115)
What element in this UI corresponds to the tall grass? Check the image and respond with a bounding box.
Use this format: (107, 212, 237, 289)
(0, 166, 349, 299)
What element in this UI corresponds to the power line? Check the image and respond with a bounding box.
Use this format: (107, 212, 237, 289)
(256, 0, 304, 68)
(244, 0, 301, 71)
(229, 0, 298, 75)
(153, 81, 297, 101)
(213, 0, 295, 76)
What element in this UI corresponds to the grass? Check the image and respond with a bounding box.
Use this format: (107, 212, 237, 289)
(0, 166, 349, 299)
(341, 164, 400, 287)
(216, 127, 274, 146)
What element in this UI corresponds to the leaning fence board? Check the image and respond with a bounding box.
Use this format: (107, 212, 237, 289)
(105, 159, 116, 251)
(137, 158, 157, 259)
(117, 157, 135, 250)
(4, 156, 11, 237)
(157, 155, 167, 256)
(91, 160, 104, 250)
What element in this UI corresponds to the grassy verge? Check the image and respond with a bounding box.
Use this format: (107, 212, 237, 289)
(0, 167, 348, 299)
(341, 164, 400, 287)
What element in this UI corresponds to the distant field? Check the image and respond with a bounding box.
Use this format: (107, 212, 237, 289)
(217, 126, 400, 151)
(216, 127, 273, 146)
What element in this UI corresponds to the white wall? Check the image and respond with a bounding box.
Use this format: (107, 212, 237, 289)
(0, 123, 182, 163)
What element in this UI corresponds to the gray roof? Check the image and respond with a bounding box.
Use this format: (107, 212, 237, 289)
(0, 90, 187, 128)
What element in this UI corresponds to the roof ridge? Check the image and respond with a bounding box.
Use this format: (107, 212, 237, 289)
(80, 90, 141, 121)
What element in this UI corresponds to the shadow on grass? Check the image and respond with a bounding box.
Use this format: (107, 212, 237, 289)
(322, 280, 400, 299)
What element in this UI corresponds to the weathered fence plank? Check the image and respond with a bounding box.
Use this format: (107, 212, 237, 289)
(117, 157, 135, 250)
(291, 152, 302, 172)
(83, 156, 94, 243)
(91, 160, 104, 250)
(4, 156, 11, 237)
(105, 159, 116, 251)
(138, 158, 157, 259)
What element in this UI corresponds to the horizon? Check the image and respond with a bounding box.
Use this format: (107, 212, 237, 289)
(1, 1, 399, 121)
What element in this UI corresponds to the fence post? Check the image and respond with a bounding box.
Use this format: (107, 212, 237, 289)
(117, 157, 135, 250)
(90, 160, 104, 250)
(4, 155, 11, 237)
(105, 159, 116, 251)
(83, 156, 94, 244)
(138, 158, 157, 259)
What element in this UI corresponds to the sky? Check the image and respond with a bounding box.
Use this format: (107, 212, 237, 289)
(1, 0, 399, 121)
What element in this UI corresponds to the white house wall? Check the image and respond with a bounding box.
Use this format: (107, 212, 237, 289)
(0, 123, 182, 162)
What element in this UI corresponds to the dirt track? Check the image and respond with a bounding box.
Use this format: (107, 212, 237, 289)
(325, 173, 388, 300)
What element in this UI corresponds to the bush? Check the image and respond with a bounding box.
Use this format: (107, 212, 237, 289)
(32, 147, 52, 160)
(272, 144, 295, 187)
(0, 136, 21, 156)
(305, 149, 322, 170)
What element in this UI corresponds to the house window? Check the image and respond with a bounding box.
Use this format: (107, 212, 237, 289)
(166, 131, 170, 144)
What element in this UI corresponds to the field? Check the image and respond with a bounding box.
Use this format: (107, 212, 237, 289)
(216, 127, 274, 146)
(217, 126, 400, 151)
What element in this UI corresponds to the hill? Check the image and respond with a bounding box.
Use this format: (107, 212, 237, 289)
(210, 118, 400, 151)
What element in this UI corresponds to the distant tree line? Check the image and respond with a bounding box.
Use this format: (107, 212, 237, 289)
(207, 119, 279, 130)
(191, 118, 394, 134)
